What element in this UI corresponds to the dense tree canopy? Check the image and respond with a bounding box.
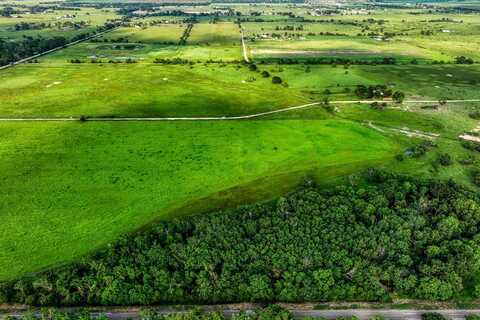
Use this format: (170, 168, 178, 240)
(1, 170, 480, 306)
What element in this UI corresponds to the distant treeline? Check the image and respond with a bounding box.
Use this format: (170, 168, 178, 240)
(1, 169, 480, 306)
(255, 57, 399, 66)
(255, 56, 476, 66)
(0, 22, 119, 67)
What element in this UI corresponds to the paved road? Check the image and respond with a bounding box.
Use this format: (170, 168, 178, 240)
(291, 309, 480, 320)
(4, 309, 480, 319)
(0, 99, 479, 122)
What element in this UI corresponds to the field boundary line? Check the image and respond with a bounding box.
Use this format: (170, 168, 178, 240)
(0, 99, 479, 122)
(0, 26, 120, 71)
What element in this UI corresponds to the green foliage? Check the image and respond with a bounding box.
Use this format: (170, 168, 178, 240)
(272, 76, 282, 84)
(470, 168, 480, 187)
(468, 112, 480, 120)
(438, 153, 453, 166)
(392, 91, 405, 103)
(2, 173, 480, 305)
(421, 313, 449, 320)
(407, 140, 437, 158)
(2, 306, 296, 320)
(354, 85, 392, 99)
(462, 141, 480, 153)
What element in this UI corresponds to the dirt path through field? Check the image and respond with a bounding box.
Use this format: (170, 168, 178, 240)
(0, 99, 479, 122)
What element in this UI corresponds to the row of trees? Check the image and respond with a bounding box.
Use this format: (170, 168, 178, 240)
(1, 170, 480, 305)
(0, 21, 119, 67)
(254, 57, 398, 66)
(0, 36, 67, 66)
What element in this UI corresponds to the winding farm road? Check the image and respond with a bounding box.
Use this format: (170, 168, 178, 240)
(0, 99, 479, 122)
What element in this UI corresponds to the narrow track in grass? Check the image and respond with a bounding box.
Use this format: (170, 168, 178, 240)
(240, 27, 250, 63)
(0, 99, 479, 122)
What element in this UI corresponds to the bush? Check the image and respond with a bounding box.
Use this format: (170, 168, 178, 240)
(470, 168, 480, 186)
(421, 313, 449, 320)
(261, 70, 270, 78)
(438, 153, 453, 166)
(272, 76, 282, 84)
(462, 140, 480, 152)
(393, 91, 405, 103)
(469, 111, 480, 120)
(458, 154, 476, 165)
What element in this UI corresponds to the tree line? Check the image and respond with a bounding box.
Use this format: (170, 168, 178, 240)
(0, 21, 119, 67)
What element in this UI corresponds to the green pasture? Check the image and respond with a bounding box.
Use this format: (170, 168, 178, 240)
(188, 22, 241, 45)
(101, 24, 185, 43)
(0, 119, 400, 280)
(244, 8, 480, 61)
(0, 63, 306, 117)
(1, 63, 479, 118)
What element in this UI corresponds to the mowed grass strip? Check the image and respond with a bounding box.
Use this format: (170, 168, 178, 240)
(0, 120, 400, 280)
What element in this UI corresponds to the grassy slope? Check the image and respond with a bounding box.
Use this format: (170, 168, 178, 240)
(0, 120, 399, 280)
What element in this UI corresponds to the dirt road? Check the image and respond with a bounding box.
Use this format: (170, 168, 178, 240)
(0, 99, 479, 122)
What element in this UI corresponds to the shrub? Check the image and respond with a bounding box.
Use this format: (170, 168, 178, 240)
(272, 76, 282, 84)
(421, 313, 449, 320)
(438, 153, 453, 166)
(469, 111, 480, 120)
(470, 168, 480, 186)
(261, 70, 270, 78)
(458, 154, 476, 165)
(393, 91, 405, 103)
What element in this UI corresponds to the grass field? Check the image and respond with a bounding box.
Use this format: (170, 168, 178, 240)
(101, 24, 185, 43)
(0, 120, 400, 280)
(1, 63, 478, 117)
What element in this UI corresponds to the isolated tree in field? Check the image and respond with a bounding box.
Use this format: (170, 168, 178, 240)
(261, 70, 270, 78)
(392, 91, 405, 103)
(248, 63, 257, 71)
(272, 76, 282, 84)
(438, 153, 453, 166)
